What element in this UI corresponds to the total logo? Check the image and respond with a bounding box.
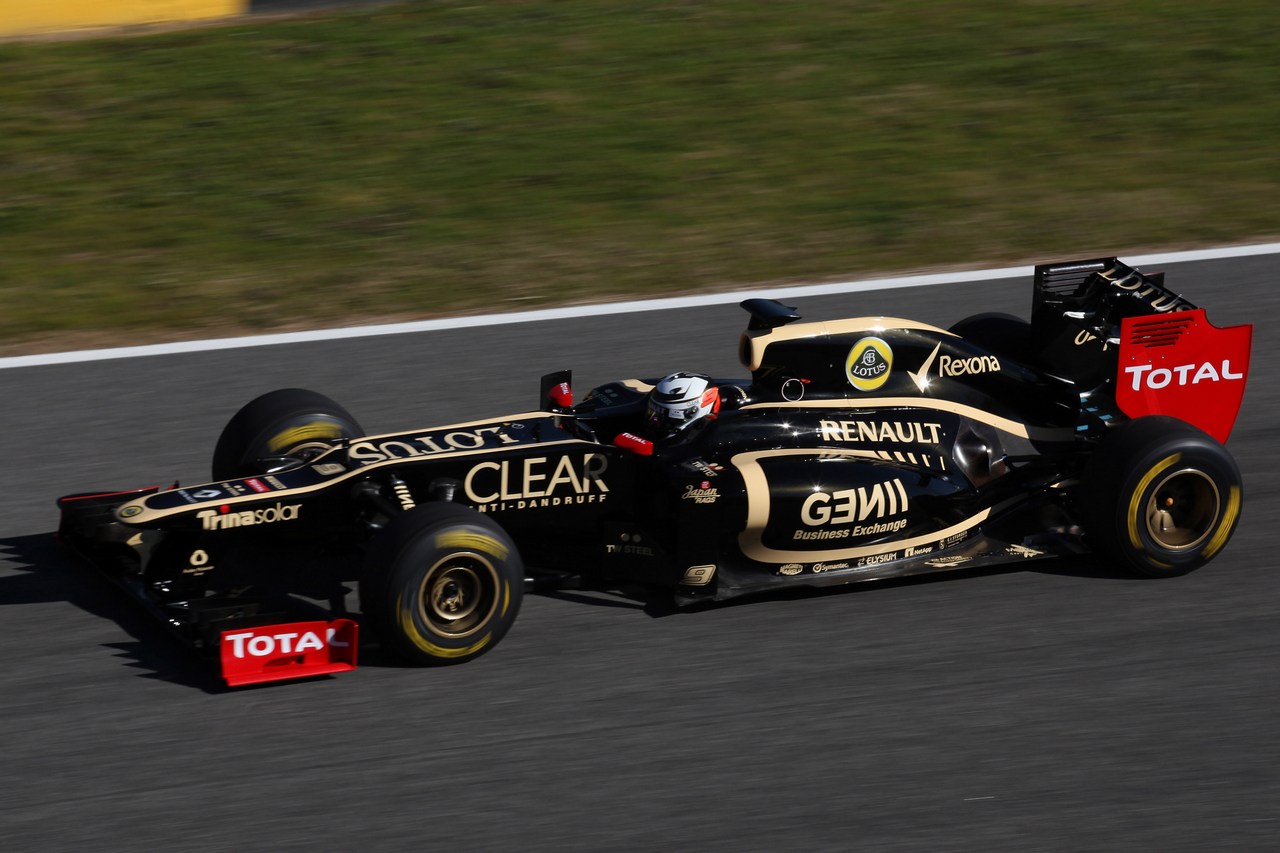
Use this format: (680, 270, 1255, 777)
(1122, 360, 1243, 391)
(223, 625, 350, 660)
(909, 342, 1000, 391)
(197, 502, 301, 531)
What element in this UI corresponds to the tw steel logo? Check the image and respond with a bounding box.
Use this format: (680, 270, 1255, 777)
(197, 502, 300, 531)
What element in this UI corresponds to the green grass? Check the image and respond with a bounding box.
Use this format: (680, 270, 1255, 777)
(2, 0, 1278, 350)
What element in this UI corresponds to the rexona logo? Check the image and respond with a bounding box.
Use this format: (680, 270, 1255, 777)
(795, 478, 910, 540)
(908, 342, 1001, 391)
(198, 502, 301, 531)
(465, 453, 609, 512)
(941, 353, 1000, 377)
(845, 337, 893, 391)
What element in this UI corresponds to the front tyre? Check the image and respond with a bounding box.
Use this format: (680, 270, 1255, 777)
(212, 388, 364, 480)
(360, 504, 524, 666)
(1080, 416, 1242, 577)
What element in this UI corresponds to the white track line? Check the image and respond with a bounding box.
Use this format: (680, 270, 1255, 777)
(4, 241, 1278, 369)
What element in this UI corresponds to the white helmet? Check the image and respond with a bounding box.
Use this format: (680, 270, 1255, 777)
(646, 372, 720, 437)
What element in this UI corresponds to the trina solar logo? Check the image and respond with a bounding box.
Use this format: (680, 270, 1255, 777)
(846, 337, 893, 391)
(197, 503, 300, 531)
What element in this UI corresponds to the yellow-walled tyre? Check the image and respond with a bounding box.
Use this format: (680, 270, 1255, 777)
(212, 388, 363, 481)
(1080, 416, 1242, 577)
(360, 503, 524, 666)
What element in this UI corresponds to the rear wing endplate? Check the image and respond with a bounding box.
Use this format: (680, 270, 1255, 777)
(1116, 309, 1251, 442)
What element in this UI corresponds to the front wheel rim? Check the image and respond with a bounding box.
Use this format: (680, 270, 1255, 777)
(1145, 468, 1220, 551)
(417, 553, 500, 639)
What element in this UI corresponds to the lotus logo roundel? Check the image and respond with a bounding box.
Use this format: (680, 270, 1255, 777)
(846, 337, 893, 391)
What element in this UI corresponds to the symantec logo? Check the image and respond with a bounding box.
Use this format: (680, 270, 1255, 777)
(1117, 309, 1252, 443)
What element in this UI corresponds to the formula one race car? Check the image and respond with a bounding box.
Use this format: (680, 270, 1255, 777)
(58, 257, 1252, 686)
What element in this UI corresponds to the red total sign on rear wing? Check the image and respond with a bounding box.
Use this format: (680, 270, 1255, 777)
(220, 619, 358, 687)
(1116, 309, 1252, 443)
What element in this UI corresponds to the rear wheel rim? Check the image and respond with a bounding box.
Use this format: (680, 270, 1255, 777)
(1145, 468, 1220, 551)
(417, 554, 500, 639)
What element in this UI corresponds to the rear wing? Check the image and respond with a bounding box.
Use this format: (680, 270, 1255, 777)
(1115, 309, 1251, 442)
(1030, 257, 1251, 441)
(1031, 258, 1196, 379)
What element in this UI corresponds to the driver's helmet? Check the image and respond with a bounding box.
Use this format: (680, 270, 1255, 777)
(645, 372, 720, 438)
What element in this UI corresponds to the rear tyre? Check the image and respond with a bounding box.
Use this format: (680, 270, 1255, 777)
(360, 503, 524, 666)
(1080, 416, 1242, 577)
(212, 388, 363, 480)
(948, 312, 1032, 362)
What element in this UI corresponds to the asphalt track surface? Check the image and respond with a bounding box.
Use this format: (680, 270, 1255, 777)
(1, 255, 1276, 851)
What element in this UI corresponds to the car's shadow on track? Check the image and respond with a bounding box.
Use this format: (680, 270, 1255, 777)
(542, 554, 1137, 617)
(0, 532, 229, 692)
(0, 533, 424, 691)
(2, 532, 1138, 689)
(0, 531, 498, 689)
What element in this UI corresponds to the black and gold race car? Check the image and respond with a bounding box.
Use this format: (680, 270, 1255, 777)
(58, 257, 1252, 685)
